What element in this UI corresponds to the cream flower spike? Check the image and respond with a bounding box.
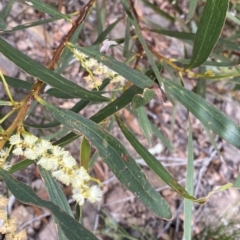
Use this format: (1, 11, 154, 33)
(9, 135, 22, 145)
(70, 44, 124, 89)
(8, 132, 103, 206)
(87, 185, 103, 203)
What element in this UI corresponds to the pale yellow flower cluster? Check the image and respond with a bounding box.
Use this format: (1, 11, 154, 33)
(72, 49, 124, 89)
(0, 195, 27, 240)
(9, 134, 102, 206)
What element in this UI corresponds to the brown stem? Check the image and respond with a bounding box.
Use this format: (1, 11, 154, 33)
(0, 0, 96, 150)
(47, 0, 96, 71)
(58, 0, 63, 12)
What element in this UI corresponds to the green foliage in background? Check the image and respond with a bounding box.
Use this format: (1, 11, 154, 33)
(0, 0, 240, 239)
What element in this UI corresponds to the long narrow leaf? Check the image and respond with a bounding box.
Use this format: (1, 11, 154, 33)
(123, 16, 131, 58)
(1, 0, 14, 22)
(8, 160, 34, 174)
(17, 0, 71, 22)
(233, 174, 240, 188)
(186, 0, 198, 23)
(183, 120, 194, 240)
(116, 117, 194, 200)
(136, 106, 152, 144)
(38, 99, 172, 220)
(1, 17, 61, 33)
(91, 85, 143, 123)
(141, 0, 175, 23)
(188, 0, 229, 69)
(3, 76, 32, 90)
(226, 12, 240, 26)
(164, 79, 240, 149)
(150, 123, 174, 152)
(94, 17, 122, 45)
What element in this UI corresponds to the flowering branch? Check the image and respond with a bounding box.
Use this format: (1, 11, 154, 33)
(0, 0, 96, 150)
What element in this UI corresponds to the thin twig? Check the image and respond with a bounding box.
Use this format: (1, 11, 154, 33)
(93, 201, 102, 232)
(194, 141, 222, 198)
(157, 202, 184, 239)
(19, 212, 51, 230)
